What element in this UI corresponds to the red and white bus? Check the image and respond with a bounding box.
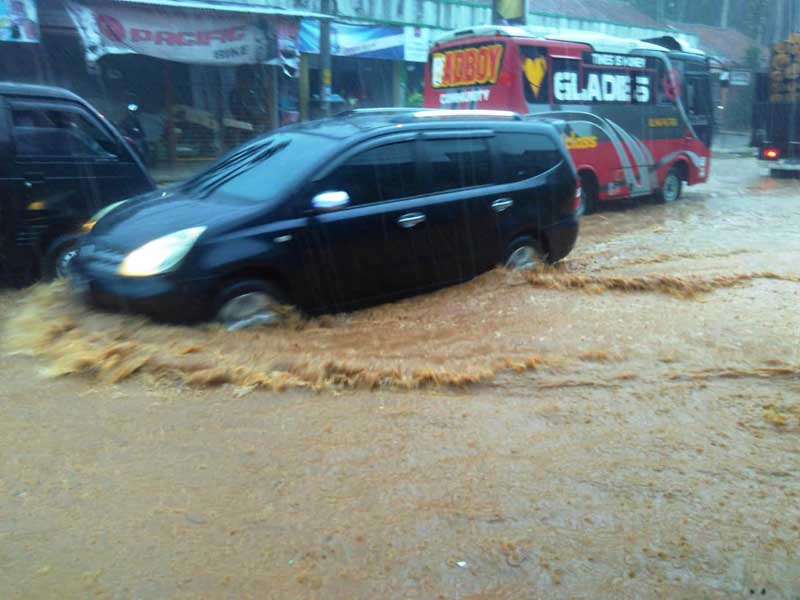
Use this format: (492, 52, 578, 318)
(424, 27, 714, 213)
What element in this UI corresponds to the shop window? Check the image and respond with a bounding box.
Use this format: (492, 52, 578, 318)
(12, 107, 119, 159)
(496, 133, 561, 182)
(320, 141, 419, 205)
(425, 137, 493, 193)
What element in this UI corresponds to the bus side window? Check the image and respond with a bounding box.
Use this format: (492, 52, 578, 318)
(685, 76, 712, 117)
(520, 47, 550, 104)
(656, 61, 677, 105)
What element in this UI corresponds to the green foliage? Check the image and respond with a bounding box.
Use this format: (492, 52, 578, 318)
(406, 91, 424, 108)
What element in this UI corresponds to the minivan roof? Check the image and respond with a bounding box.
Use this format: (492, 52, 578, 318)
(0, 82, 83, 103)
(282, 108, 559, 141)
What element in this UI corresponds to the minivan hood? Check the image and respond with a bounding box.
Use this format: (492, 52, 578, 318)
(89, 188, 253, 250)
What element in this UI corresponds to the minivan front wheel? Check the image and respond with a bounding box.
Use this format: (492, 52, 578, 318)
(215, 279, 287, 331)
(504, 238, 545, 271)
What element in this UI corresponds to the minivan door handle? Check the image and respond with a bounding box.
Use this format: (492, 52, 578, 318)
(492, 197, 514, 212)
(397, 212, 426, 229)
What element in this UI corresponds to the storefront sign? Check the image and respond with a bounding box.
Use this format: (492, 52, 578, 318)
(66, 1, 269, 64)
(0, 0, 39, 42)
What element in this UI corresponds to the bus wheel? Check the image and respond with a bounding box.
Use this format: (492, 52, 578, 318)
(657, 168, 682, 204)
(578, 172, 599, 215)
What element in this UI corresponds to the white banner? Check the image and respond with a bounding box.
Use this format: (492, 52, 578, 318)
(403, 26, 431, 63)
(1, 0, 39, 43)
(66, 1, 269, 65)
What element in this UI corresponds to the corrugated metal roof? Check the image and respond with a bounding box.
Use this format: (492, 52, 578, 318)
(84, 0, 332, 19)
(665, 21, 760, 66)
(531, 0, 659, 28)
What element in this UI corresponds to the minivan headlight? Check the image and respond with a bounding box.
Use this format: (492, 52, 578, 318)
(118, 227, 206, 277)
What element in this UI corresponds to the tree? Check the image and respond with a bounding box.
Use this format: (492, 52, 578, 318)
(626, 0, 775, 37)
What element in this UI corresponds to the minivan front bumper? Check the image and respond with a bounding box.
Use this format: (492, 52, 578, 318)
(71, 258, 217, 323)
(542, 216, 579, 263)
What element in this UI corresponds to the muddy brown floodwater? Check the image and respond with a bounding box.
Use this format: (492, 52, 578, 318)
(1, 157, 799, 598)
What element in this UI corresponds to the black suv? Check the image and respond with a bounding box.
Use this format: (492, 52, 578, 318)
(0, 83, 155, 283)
(72, 109, 579, 328)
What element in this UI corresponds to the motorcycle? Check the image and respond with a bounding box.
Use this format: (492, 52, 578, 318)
(118, 103, 154, 166)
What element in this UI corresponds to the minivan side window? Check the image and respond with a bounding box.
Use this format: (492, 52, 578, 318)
(12, 107, 119, 160)
(496, 133, 561, 183)
(319, 140, 419, 206)
(425, 137, 493, 193)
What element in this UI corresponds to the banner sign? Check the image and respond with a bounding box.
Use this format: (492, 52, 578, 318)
(0, 0, 39, 43)
(300, 20, 431, 63)
(403, 26, 430, 63)
(66, 1, 270, 65)
(300, 20, 402, 60)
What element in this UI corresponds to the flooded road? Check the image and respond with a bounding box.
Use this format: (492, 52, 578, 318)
(1, 157, 799, 598)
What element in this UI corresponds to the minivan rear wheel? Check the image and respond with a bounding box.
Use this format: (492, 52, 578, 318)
(215, 279, 288, 331)
(504, 237, 545, 271)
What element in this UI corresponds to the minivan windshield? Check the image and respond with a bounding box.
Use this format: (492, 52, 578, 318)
(180, 132, 330, 203)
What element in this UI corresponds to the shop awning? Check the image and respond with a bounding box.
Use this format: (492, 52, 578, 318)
(99, 0, 332, 20)
(66, 0, 315, 65)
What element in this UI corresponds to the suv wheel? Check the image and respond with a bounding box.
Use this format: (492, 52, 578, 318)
(215, 279, 288, 331)
(42, 238, 79, 281)
(504, 237, 544, 271)
(656, 168, 682, 203)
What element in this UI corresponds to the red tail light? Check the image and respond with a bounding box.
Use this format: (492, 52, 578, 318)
(763, 148, 780, 160)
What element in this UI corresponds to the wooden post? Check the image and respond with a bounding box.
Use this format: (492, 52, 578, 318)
(393, 60, 406, 107)
(164, 62, 176, 164)
(270, 65, 280, 130)
(299, 53, 310, 121)
(215, 67, 225, 154)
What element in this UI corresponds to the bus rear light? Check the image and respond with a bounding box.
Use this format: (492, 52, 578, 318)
(573, 184, 582, 213)
(763, 148, 780, 160)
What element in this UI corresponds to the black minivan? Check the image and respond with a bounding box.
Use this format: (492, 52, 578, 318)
(0, 83, 155, 283)
(72, 109, 579, 329)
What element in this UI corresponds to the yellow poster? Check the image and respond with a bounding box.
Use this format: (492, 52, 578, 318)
(493, 0, 526, 24)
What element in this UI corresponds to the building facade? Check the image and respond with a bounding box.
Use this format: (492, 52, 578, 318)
(1, 0, 701, 166)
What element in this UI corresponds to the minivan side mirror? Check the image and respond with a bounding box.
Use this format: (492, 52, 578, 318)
(312, 190, 350, 212)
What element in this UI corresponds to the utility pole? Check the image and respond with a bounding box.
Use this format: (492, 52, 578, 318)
(720, 0, 730, 29)
(320, 0, 333, 116)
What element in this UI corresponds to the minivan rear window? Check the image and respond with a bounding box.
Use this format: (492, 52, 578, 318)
(496, 133, 561, 183)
